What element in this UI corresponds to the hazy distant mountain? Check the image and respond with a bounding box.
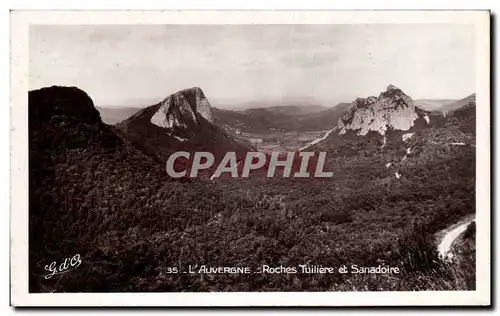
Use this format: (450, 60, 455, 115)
(296, 103, 352, 131)
(414, 94, 475, 113)
(442, 94, 476, 114)
(96, 106, 142, 125)
(243, 104, 327, 116)
(213, 103, 350, 133)
(413, 99, 457, 112)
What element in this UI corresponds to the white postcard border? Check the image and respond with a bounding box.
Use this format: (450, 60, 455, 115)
(10, 10, 491, 306)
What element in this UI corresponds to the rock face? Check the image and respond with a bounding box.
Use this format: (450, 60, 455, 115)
(116, 86, 251, 165)
(338, 85, 419, 136)
(29, 86, 102, 126)
(29, 86, 121, 151)
(151, 87, 214, 129)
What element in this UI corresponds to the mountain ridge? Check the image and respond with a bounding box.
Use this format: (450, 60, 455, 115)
(213, 102, 351, 133)
(338, 85, 423, 136)
(117, 87, 251, 167)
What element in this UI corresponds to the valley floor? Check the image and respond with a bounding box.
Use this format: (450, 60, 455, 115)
(236, 130, 331, 152)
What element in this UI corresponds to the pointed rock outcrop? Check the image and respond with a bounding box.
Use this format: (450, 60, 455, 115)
(338, 85, 419, 136)
(151, 87, 214, 129)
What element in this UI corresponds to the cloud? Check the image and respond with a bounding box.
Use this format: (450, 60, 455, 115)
(30, 24, 475, 107)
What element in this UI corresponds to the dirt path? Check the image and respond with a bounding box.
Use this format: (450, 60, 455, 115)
(299, 128, 335, 151)
(437, 215, 475, 259)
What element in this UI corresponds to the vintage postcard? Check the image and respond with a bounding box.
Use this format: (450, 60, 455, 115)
(10, 10, 490, 306)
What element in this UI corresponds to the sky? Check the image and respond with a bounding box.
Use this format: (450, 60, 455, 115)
(29, 24, 476, 109)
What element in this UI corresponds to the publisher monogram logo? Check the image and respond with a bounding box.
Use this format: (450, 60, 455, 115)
(44, 254, 82, 279)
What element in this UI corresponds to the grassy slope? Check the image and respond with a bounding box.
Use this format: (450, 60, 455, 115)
(205, 111, 475, 291)
(29, 86, 475, 292)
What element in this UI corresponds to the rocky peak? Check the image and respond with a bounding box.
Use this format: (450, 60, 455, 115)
(29, 86, 122, 150)
(29, 86, 102, 126)
(338, 85, 418, 136)
(151, 87, 214, 129)
(386, 84, 399, 91)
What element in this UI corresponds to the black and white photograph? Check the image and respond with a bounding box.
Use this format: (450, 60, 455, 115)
(10, 10, 490, 306)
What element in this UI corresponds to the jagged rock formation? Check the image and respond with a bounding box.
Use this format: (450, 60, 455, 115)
(338, 85, 419, 136)
(151, 87, 214, 129)
(402, 133, 415, 142)
(117, 86, 250, 166)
